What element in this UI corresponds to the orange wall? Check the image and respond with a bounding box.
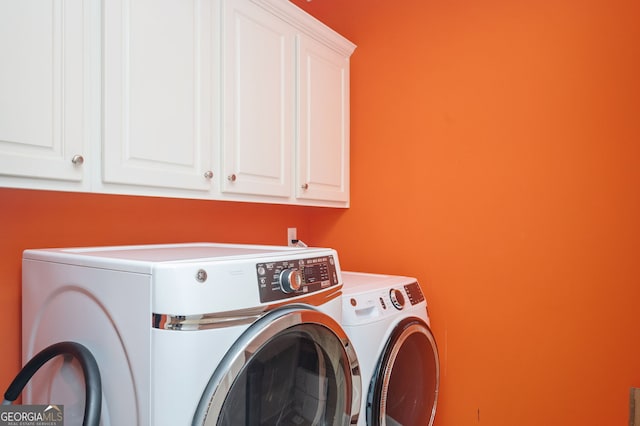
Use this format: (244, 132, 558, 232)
(295, 0, 640, 425)
(2, 0, 640, 424)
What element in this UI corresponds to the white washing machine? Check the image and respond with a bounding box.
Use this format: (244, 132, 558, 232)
(21, 243, 361, 425)
(341, 272, 439, 426)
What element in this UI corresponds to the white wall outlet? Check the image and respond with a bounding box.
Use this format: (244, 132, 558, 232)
(287, 228, 297, 246)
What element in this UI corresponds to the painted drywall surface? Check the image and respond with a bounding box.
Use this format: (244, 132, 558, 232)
(0, 188, 327, 392)
(294, 0, 640, 425)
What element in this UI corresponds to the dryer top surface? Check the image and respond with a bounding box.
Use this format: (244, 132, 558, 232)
(24, 242, 321, 264)
(340, 271, 418, 295)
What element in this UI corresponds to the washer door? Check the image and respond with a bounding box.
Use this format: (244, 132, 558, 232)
(193, 305, 361, 426)
(368, 317, 439, 426)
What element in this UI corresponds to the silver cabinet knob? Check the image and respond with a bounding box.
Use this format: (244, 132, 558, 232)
(204, 170, 213, 179)
(227, 174, 237, 182)
(301, 183, 309, 190)
(71, 155, 84, 165)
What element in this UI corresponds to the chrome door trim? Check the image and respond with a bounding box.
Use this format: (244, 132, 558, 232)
(192, 304, 361, 426)
(152, 286, 342, 331)
(369, 317, 440, 426)
(152, 307, 264, 331)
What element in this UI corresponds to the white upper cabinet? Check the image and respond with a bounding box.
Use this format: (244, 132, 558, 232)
(221, 0, 294, 199)
(220, 0, 355, 206)
(296, 33, 350, 204)
(0, 0, 355, 207)
(101, 0, 213, 194)
(0, 0, 90, 190)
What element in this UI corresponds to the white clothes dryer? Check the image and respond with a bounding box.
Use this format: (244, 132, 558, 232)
(341, 272, 439, 426)
(21, 243, 361, 425)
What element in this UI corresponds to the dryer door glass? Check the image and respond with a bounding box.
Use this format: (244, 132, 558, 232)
(194, 306, 360, 426)
(368, 318, 439, 426)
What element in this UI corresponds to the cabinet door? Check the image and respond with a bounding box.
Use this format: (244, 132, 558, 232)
(221, 0, 294, 198)
(102, 0, 212, 192)
(297, 35, 350, 204)
(0, 0, 88, 188)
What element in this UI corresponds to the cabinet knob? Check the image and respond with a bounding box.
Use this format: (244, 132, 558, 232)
(301, 183, 309, 190)
(204, 170, 213, 179)
(71, 154, 84, 165)
(227, 174, 237, 182)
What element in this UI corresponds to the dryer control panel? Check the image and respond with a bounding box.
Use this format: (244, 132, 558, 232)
(388, 282, 425, 310)
(256, 255, 339, 303)
(404, 282, 425, 305)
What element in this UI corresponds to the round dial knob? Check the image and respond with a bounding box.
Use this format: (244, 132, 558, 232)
(279, 269, 303, 293)
(389, 288, 405, 310)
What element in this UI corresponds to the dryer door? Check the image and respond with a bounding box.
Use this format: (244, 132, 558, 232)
(193, 305, 361, 426)
(368, 317, 439, 426)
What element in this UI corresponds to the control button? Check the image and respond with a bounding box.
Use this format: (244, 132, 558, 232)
(350, 298, 357, 307)
(279, 268, 303, 293)
(389, 289, 405, 310)
(257, 266, 266, 275)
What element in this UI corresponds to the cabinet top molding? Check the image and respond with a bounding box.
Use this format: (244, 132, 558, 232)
(250, 0, 357, 56)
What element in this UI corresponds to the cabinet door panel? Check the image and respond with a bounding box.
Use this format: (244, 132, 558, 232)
(0, 0, 85, 184)
(103, 0, 211, 191)
(221, 0, 293, 198)
(297, 35, 349, 203)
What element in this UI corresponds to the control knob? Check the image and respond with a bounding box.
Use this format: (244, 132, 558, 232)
(279, 269, 303, 293)
(389, 288, 405, 310)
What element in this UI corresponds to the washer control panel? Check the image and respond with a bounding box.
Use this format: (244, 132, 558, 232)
(256, 255, 339, 302)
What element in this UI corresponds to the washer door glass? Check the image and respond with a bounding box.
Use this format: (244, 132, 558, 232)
(194, 305, 360, 426)
(368, 317, 439, 426)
